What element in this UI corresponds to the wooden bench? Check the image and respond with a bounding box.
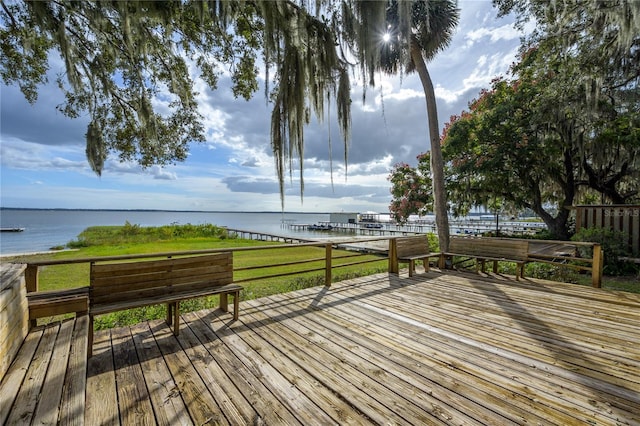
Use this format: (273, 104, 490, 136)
(396, 235, 441, 277)
(445, 237, 529, 280)
(88, 252, 242, 357)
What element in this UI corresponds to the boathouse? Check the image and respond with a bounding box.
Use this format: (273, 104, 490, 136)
(329, 212, 358, 224)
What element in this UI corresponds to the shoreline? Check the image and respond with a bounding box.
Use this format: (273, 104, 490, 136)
(0, 249, 79, 259)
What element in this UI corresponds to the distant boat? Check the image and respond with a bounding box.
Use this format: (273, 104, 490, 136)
(308, 224, 333, 231)
(362, 223, 383, 229)
(1, 227, 25, 232)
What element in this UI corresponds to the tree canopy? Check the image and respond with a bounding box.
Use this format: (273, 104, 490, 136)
(1, 0, 352, 206)
(388, 152, 433, 223)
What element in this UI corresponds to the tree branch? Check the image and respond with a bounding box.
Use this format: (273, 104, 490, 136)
(1, 1, 17, 27)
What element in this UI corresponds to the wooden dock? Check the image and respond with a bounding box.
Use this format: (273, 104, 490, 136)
(288, 222, 423, 237)
(286, 221, 545, 237)
(3, 270, 639, 425)
(225, 227, 315, 243)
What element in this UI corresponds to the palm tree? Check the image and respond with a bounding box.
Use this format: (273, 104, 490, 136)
(348, 0, 459, 250)
(407, 1, 459, 252)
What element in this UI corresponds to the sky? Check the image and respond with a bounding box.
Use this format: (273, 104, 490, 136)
(0, 1, 530, 213)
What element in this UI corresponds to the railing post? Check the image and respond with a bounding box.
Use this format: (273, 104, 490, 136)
(25, 264, 39, 293)
(325, 243, 332, 286)
(592, 243, 603, 288)
(389, 238, 398, 274)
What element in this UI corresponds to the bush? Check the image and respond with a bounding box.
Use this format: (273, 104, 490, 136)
(121, 221, 141, 236)
(571, 227, 631, 275)
(66, 222, 236, 248)
(67, 238, 90, 248)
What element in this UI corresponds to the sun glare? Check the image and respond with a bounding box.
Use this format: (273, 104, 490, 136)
(383, 32, 391, 42)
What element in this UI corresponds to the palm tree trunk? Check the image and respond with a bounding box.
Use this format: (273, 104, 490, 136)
(410, 37, 450, 251)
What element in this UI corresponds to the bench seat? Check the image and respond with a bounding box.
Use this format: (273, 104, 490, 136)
(89, 283, 242, 317)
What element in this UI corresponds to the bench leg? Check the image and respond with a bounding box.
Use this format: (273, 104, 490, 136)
(233, 291, 239, 321)
(492, 260, 498, 273)
(88, 315, 94, 358)
(423, 257, 430, 272)
(173, 302, 180, 335)
(166, 302, 180, 335)
(408, 260, 415, 277)
(516, 263, 523, 281)
(220, 293, 229, 312)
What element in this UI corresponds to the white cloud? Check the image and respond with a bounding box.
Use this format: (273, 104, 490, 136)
(0, 138, 87, 171)
(465, 23, 522, 46)
(151, 166, 177, 180)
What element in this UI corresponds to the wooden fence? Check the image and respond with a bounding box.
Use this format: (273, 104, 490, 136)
(575, 205, 640, 257)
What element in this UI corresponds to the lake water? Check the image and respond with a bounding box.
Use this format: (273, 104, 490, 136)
(0, 209, 332, 255)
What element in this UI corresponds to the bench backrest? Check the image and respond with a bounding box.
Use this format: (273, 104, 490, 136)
(90, 252, 233, 306)
(396, 235, 431, 258)
(449, 237, 528, 261)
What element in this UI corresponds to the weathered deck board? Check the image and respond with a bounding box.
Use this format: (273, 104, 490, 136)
(1, 317, 88, 426)
(6, 324, 59, 425)
(243, 288, 557, 424)
(85, 328, 118, 425)
(111, 325, 155, 425)
(3, 270, 639, 425)
(0, 327, 41, 425)
(31, 319, 74, 425)
(315, 274, 638, 424)
(60, 314, 88, 425)
(130, 322, 193, 426)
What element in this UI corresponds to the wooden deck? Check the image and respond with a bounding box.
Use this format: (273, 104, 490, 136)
(4, 269, 640, 425)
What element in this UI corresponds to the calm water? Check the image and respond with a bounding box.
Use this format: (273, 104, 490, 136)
(0, 209, 331, 255)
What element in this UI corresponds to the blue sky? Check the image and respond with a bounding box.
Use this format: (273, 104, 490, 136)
(0, 1, 530, 213)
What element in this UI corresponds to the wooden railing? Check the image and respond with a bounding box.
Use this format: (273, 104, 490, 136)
(22, 238, 392, 294)
(525, 239, 603, 287)
(21, 236, 605, 300)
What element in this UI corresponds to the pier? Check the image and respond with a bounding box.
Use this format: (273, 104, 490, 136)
(224, 228, 315, 244)
(288, 222, 423, 237)
(223, 218, 546, 252)
(224, 227, 392, 254)
(286, 219, 545, 237)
